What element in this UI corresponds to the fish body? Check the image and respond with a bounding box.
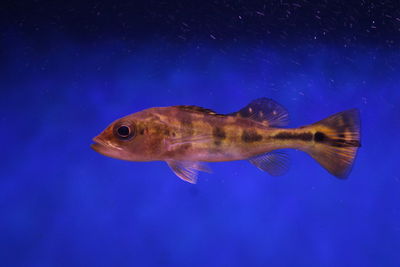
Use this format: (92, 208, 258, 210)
(91, 98, 361, 183)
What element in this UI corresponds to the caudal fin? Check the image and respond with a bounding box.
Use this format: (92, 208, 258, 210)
(306, 109, 361, 178)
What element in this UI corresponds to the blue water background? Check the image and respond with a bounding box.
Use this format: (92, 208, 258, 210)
(1, 34, 400, 267)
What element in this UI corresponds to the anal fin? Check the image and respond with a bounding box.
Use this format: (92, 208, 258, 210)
(248, 150, 290, 176)
(167, 160, 211, 184)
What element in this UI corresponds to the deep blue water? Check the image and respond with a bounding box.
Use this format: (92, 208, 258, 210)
(1, 2, 400, 267)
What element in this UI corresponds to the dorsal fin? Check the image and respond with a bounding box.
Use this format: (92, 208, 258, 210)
(174, 105, 221, 116)
(231, 98, 289, 127)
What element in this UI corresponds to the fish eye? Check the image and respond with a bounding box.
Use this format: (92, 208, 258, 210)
(118, 125, 130, 136)
(114, 123, 135, 140)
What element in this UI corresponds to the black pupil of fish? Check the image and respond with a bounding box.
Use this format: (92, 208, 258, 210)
(118, 126, 130, 137)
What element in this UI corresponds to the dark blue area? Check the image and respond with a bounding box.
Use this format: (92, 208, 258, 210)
(1, 1, 400, 266)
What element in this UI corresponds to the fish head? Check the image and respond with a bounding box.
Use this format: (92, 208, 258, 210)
(91, 110, 162, 161)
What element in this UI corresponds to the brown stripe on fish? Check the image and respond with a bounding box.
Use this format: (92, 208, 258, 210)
(313, 131, 361, 147)
(329, 138, 361, 147)
(274, 132, 313, 141)
(213, 126, 226, 146)
(241, 129, 263, 143)
(163, 128, 170, 136)
(179, 114, 194, 136)
(313, 131, 326, 142)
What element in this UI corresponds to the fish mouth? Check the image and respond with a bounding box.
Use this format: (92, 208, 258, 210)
(91, 136, 117, 155)
(91, 136, 108, 154)
(91, 136, 124, 159)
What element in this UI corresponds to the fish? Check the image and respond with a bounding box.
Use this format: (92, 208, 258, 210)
(91, 98, 361, 184)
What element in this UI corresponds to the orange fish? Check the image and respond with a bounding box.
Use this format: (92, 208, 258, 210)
(91, 98, 361, 183)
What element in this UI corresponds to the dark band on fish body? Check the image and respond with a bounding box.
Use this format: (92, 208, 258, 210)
(314, 132, 326, 142)
(180, 116, 194, 136)
(347, 140, 361, 147)
(213, 127, 226, 139)
(313, 131, 361, 147)
(242, 130, 263, 143)
(330, 139, 361, 148)
(213, 127, 226, 146)
(275, 132, 313, 141)
(181, 117, 192, 127)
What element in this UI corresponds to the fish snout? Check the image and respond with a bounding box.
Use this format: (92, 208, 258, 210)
(91, 135, 107, 153)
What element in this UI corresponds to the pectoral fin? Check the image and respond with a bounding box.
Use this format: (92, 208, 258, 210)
(248, 150, 290, 176)
(167, 160, 211, 184)
(165, 135, 214, 151)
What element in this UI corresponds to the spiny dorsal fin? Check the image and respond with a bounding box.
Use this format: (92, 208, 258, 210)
(231, 98, 289, 127)
(248, 150, 290, 176)
(174, 105, 222, 116)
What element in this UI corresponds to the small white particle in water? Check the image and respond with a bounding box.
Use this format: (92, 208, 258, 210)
(362, 97, 367, 104)
(210, 34, 216, 40)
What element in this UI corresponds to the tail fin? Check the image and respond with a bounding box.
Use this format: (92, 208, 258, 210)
(306, 109, 361, 178)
